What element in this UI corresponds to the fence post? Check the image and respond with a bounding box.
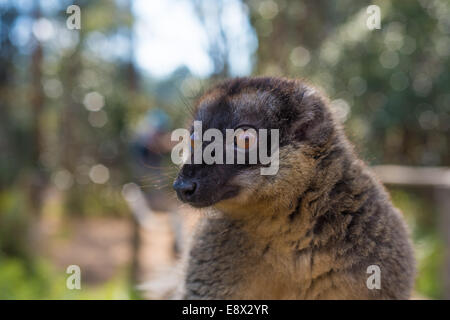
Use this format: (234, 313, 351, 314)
(435, 187, 450, 299)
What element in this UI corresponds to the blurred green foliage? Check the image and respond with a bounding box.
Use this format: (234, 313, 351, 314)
(0, 257, 135, 299)
(248, 0, 450, 166)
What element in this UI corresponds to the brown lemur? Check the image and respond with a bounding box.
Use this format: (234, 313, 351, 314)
(173, 77, 415, 299)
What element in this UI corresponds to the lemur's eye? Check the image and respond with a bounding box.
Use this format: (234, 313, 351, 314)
(235, 127, 258, 151)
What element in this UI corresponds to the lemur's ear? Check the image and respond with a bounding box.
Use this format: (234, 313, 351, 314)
(290, 85, 334, 147)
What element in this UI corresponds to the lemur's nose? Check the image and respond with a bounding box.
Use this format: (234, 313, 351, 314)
(173, 178, 198, 202)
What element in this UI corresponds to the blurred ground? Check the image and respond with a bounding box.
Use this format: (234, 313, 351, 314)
(36, 205, 200, 290)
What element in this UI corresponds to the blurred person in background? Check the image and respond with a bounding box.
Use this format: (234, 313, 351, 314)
(129, 109, 184, 256)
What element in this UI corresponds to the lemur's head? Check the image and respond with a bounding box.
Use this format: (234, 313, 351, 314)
(174, 77, 340, 214)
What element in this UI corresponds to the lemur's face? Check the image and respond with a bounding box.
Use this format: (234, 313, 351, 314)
(173, 77, 334, 211)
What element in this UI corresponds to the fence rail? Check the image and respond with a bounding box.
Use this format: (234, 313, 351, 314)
(373, 165, 450, 188)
